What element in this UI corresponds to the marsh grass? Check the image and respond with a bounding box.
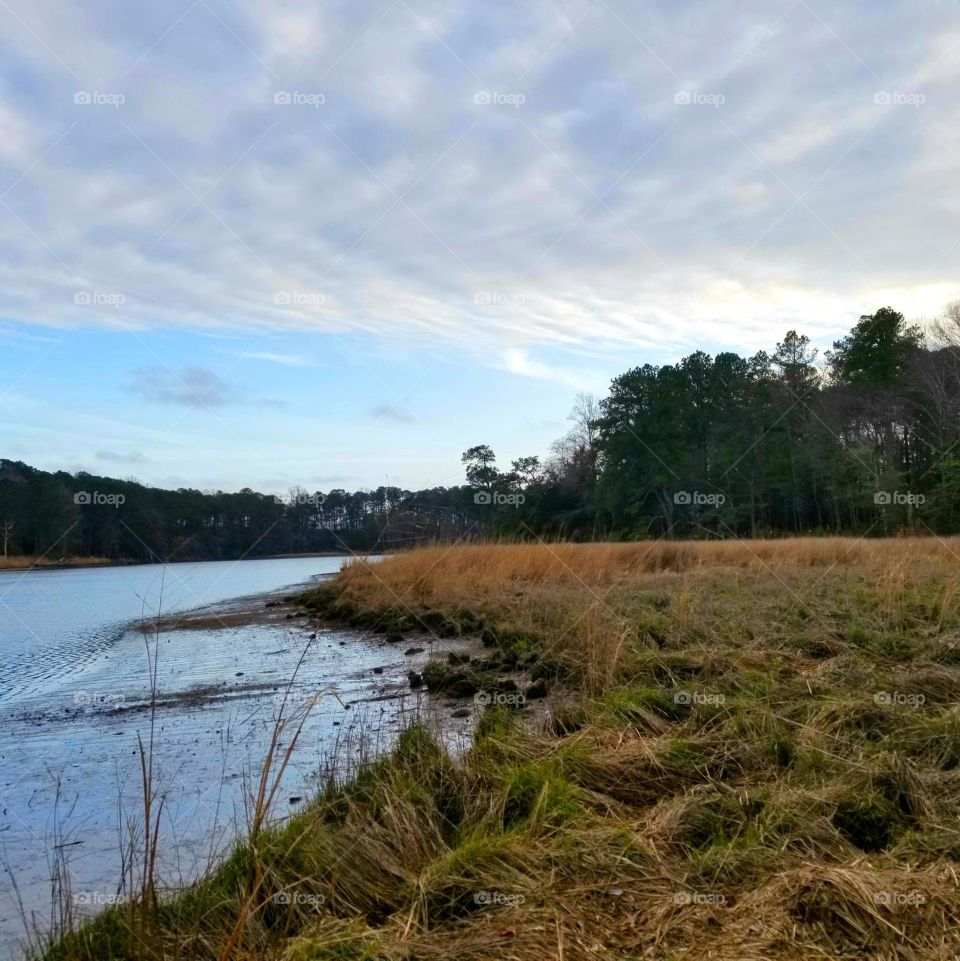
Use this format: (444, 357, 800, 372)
(40, 539, 960, 960)
(0, 556, 113, 570)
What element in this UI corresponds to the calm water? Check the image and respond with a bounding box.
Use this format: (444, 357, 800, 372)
(0, 557, 346, 705)
(0, 557, 472, 958)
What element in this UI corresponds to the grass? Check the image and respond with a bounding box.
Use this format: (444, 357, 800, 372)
(39, 538, 960, 960)
(0, 555, 115, 570)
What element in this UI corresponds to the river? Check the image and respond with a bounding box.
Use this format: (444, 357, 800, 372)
(0, 556, 472, 958)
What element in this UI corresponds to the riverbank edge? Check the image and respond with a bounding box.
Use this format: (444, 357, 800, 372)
(0, 555, 118, 571)
(38, 562, 567, 961)
(0, 552, 359, 572)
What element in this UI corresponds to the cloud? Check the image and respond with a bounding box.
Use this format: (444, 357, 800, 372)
(240, 351, 315, 367)
(95, 449, 146, 464)
(0, 325, 58, 345)
(0, 0, 956, 369)
(0, 98, 33, 162)
(129, 366, 246, 409)
(369, 403, 414, 423)
(728, 180, 775, 209)
(502, 348, 604, 390)
(759, 117, 842, 167)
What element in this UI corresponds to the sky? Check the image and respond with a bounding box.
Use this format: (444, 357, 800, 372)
(1, 0, 958, 494)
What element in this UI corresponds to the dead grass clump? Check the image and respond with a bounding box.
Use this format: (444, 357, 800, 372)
(892, 662, 960, 703)
(889, 710, 960, 771)
(700, 865, 960, 960)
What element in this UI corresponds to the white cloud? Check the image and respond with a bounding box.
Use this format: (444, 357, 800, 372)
(760, 117, 841, 167)
(0, 98, 33, 161)
(240, 351, 314, 366)
(259, 7, 327, 62)
(728, 180, 775, 208)
(0, 0, 956, 370)
(502, 348, 603, 389)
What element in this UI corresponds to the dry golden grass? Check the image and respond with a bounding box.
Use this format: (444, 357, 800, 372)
(0, 555, 114, 570)
(333, 537, 960, 690)
(347, 536, 960, 588)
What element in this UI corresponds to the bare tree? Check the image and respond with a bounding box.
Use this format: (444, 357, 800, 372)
(931, 300, 960, 351)
(546, 392, 601, 495)
(569, 392, 600, 448)
(1, 519, 13, 558)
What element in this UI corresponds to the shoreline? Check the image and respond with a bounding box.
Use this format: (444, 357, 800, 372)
(135, 574, 335, 633)
(3, 562, 491, 958)
(0, 551, 356, 573)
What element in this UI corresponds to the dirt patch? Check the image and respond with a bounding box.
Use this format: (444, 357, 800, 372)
(136, 587, 321, 633)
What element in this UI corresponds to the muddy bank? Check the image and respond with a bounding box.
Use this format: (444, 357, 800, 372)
(136, 584, 554, 721)
(0, 572, 507, 957)
(134, 585, 321, 633)
(0, 557, 574, 959)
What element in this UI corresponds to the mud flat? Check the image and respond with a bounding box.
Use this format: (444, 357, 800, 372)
(0, 580, 486, 958)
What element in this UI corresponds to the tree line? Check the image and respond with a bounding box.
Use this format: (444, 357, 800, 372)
(3, 305, 959, 561)
(489, 305, 960, 539)
(0, 465, 481, 561)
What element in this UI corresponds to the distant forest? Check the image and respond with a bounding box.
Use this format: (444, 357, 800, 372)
(4, 306, 960, 562)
